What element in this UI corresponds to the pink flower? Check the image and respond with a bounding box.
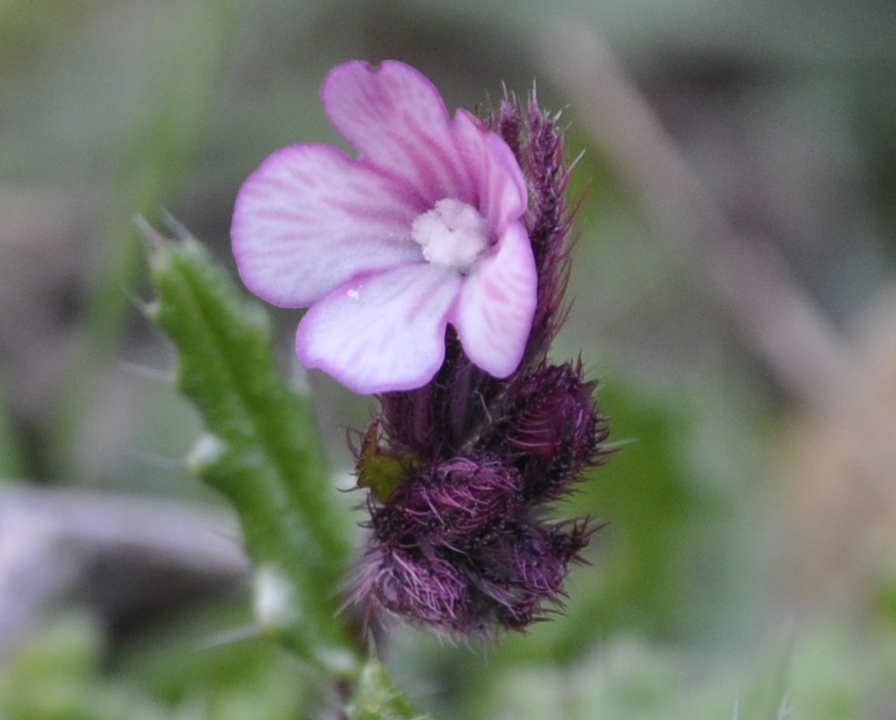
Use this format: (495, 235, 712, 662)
(231, 60, 537, 394)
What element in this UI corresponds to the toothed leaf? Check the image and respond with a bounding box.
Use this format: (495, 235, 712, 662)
(145, 228, 356, 671)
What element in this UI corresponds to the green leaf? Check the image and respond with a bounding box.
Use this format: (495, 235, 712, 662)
(345, 659, 432, 720)
(144, 221, 358, 673)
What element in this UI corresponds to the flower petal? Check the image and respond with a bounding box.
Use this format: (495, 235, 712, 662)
(231, 144, 421, 307)
(451, 220, 537, 377)
(322, 61, 473, 204)
(296, 264, 462, 394)
(453, 110, 528, 235)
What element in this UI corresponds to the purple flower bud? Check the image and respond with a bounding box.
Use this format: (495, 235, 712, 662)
(368, 457, 519, 545)
(485, 361, 611, 504)
(351, 456, 592, 636)
(471, 518, 592, 630)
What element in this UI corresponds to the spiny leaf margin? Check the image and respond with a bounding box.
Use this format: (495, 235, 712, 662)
(143, 219, 356, 672)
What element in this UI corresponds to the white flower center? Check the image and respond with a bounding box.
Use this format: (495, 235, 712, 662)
(411, 198, 489, 273)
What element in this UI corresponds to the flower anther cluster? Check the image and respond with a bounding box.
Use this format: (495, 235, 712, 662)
(231, 60, 611, 639)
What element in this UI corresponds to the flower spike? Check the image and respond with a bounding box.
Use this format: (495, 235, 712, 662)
(232, 61, 612, 641)
(350, 85, 611, 640)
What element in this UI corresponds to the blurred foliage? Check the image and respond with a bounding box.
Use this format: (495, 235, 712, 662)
(0, 373, 26, 478)
(0, 611, 173, 720)
(116, 600, 322, 720)
(470, 623, 896, 720)
(0, 607, 315, 720)
(48, 0, 238, 483)
(3, 607, 894, 720)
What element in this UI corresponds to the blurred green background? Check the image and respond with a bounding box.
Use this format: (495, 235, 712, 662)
(2, 0, 896, 717)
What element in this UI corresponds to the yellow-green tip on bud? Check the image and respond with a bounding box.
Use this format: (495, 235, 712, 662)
(356, 422, 418, 501)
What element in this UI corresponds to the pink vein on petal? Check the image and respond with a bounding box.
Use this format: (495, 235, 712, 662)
(322, 61, 472, 204)
(453, 111, 527, 236)
(296, 264, 462, 394)
(231, 144, 421, 307)
(451, 221, 537, 377)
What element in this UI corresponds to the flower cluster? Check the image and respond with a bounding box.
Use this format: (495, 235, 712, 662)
(356, 360, 605, 636)
(231, 60, 610, 638)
